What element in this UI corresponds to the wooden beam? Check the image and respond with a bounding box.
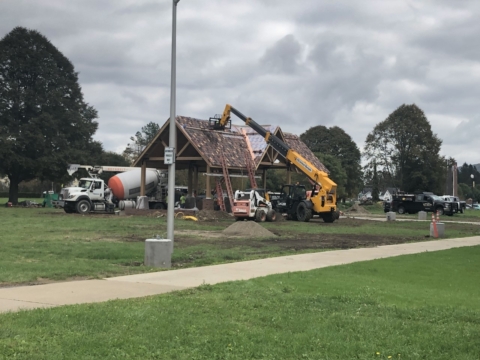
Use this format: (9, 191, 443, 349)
(188, 165, 193, 196)
(178, 156, 204, 161)
(206, 165, 211, 199)
(177, 142, 190, 157)
(148, 156, 203, 161)
(193, 165, 198, 197)
(266, 147, 273, 162)
(259, 162, 287, 167)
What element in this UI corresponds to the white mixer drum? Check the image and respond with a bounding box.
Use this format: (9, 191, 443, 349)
(108, 169, 159, 200)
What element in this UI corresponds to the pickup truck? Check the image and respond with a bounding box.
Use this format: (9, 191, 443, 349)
(384, 192, 458, 216)
(441, 195, 466, 214)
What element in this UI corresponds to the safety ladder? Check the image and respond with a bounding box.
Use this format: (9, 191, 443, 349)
(244, 149, 258, 189)
(220, 155, 234, 211)
(215, 178, 226, 212)
(241, 130, 258, 189)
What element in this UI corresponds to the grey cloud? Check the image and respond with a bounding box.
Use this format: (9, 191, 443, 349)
(112, 1, 169, 16)
(444, 117, 480, 145)
(1, 0, 480, 164)
(410, 13, 480, 62)
(260, 35, 302, 74)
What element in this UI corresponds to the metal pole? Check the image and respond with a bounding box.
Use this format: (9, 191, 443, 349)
(167, 0, 180, 250)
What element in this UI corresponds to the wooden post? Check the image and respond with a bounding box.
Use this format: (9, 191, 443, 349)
(193, 165, 199, 195)
(187, 165, 193, 196)
(206, 165, 211, 199)
(140, 161, 146, 196)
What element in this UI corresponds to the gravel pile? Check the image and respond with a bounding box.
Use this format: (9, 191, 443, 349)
(222, 221, 277, 238)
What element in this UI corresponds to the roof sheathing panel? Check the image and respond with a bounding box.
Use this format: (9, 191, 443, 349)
(177, 116, 248, 168)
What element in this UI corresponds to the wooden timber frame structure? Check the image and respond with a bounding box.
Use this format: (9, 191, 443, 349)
(133, 116, 329, 198)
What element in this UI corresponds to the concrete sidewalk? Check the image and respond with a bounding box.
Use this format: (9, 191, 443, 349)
(1, 236, 480, 313)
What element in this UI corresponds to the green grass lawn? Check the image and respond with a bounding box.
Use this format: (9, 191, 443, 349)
(1, 246, 479, 359)
(2, 203, 480, 286)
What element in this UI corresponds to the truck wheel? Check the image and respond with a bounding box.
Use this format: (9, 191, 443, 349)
(397, 206, 406, 214)
(287, 213, 298, 221)
(322, 213, 335, 223)
(266, 209, 277, 222)
(255, 210, 267, 222)
(436, 207, 444, 216)
(76, 200, 91, 215)
(296, 202, 312, 222)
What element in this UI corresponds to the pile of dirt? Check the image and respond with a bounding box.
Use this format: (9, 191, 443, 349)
(197, 210, 233, 221)
(344, 203, 370, 215)
(223, 221, 277, 238)
(275, 211, 286, 221)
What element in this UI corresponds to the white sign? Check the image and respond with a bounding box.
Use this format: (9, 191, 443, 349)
(164, 147, 175, 165)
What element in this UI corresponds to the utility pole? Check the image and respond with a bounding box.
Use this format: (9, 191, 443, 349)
(167, 0, 180, 250)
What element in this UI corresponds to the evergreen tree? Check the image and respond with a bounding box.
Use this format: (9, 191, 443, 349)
(0, 27, 99, 204)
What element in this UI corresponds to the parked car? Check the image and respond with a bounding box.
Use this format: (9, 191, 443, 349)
(472, 204, 480, 210)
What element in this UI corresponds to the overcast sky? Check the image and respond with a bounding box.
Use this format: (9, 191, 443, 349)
(2, 0, 479, 164)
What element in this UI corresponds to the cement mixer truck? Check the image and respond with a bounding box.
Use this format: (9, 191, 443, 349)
(61, 165, 170, 214)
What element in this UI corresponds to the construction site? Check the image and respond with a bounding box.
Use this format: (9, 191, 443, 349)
(53, 105, 338, 230)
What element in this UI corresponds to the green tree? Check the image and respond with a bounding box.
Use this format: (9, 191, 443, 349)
(95, 151, 131, 167)
(300, 125, 361, 197)
(265, 169, 285, 192)
(459, 183, 480, 202)
(363, 104, 445, 193)
(0, 27, 99, 204)
(123, 122, 160, 164)
(458, 162, 480, 186)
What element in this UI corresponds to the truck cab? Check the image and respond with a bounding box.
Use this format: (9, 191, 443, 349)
(63, 178, 114, 214)
(442, 195, 466, 214)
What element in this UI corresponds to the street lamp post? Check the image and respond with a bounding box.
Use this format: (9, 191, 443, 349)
(167, 0, 180, 251)
(471, 174, 475, 189)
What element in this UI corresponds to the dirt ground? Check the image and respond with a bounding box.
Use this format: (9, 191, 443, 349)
(173, 232, 421, 251)
(173, 218, 427, 251)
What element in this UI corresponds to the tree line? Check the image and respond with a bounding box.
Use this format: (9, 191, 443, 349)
(2, 27, 478, 204)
